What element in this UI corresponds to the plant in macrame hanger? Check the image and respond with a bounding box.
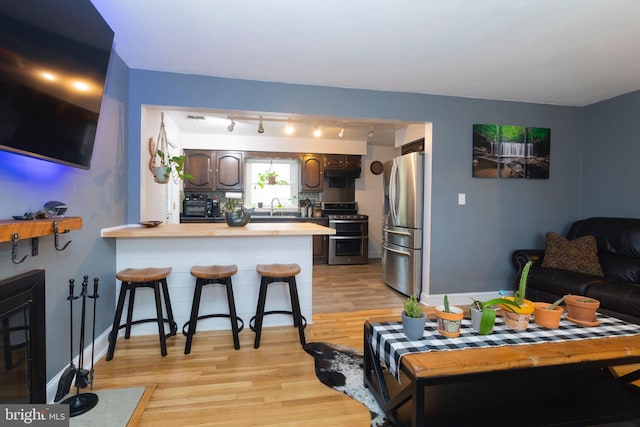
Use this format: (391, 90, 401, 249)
(148, 112, 192, 183)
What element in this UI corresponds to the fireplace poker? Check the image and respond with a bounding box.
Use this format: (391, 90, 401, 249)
(54, 279, 78, 402)
(88, 277, 99, 390)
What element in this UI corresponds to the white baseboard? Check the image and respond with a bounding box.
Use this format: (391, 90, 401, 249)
(47, 327, 110, 403)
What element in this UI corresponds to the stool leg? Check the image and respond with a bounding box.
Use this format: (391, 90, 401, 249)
(287, 277, 306, 346)
(153, 281, 168, 357)
(106, 283, 128, 361)
(124, 284, 136, 339)
(225, 277, 241, 350)
(253, 277, 269, 349)
(160, 278, 177, 336)
(184, 279, 204, 355)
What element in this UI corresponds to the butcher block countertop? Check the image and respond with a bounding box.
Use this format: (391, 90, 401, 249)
(101, 222, 335, 238)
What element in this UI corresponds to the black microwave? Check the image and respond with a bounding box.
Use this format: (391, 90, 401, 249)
(183, 198, 219, 217)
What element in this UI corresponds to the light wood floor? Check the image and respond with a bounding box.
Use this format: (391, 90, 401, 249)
(94, 260, 405, 426)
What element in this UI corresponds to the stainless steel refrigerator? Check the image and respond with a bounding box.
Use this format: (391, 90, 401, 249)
(382, 152, 424, 297)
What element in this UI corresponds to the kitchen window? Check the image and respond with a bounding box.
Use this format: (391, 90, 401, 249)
(244, 159, 299, 210)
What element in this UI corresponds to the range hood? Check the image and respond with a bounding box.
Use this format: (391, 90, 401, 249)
(323, 168, 361, 178)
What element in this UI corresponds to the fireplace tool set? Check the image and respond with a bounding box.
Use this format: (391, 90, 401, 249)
(54, 275, 99, 417)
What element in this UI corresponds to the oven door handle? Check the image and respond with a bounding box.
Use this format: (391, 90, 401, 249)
(329, 220, 368, 224)
(383, 244, 412, 257)
(329, 236, 365, 240)
(383, 228, 411, 237)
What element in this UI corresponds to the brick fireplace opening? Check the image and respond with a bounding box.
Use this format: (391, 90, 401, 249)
(0, 270, 46, 403)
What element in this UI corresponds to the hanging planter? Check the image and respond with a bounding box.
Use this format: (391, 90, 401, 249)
(148, 112, 192, 184)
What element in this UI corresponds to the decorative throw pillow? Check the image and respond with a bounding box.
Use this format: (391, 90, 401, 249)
(541, 232, 604, 276)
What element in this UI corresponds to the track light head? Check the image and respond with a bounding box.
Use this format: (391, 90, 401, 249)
(367, 127, 375, 139)
(257, 117, 264, 134)
(338, 126, 345, 138)
(227, 119, 235, 132)
(313, 126, 322, 138)
(285, 119, 294, 135)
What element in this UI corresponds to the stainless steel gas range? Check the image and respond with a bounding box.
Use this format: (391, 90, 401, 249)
(322, 202, 369, 265)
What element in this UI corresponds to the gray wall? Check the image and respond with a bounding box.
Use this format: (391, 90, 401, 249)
(127, 70, 583, 295)
(0, 52, 129, 381)
(582, 89, 640, 218)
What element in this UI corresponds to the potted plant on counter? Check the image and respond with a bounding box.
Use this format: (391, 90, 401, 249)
(435, 295, 464, 338)
(500, 260, 535, 331)
(401, 295, 426, 340)
(470, 297, 520, 335)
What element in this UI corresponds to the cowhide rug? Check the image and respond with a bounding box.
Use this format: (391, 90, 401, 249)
(303, 342, 392, 427)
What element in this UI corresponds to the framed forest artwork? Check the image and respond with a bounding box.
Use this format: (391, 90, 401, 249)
(473, 124, 550, 179)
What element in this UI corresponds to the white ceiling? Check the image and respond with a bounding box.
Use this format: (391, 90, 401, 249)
(92, 0, 640, 143)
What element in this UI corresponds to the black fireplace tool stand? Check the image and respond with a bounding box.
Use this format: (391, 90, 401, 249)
(59, 275, 100, 417)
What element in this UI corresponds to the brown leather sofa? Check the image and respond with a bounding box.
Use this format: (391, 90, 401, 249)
(512, 217, 640, 324)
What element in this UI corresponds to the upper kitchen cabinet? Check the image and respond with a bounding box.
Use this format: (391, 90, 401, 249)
(300, 154, 323, 192)
(184, 149, 215, 190)
(323, 154, 361, 177)
(216, 151, 244, 191)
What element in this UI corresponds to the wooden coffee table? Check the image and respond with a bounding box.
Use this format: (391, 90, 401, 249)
(364, 320, 640, 427)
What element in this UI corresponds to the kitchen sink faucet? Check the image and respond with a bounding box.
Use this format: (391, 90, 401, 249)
(270, 198, 282, 216)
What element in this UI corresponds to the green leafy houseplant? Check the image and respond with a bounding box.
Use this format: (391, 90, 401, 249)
(155, 149, 193, 183)
(470, 297, 520, 335)
(257, 169, 288, 188)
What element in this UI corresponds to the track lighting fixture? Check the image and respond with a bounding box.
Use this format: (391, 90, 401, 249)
(313, 126, 322, 138)
(227, 119, 235, 132)
(338, 126, 345, 138)
(257, 117, 264, 134)
(285, 119, 294, 135)
(367, 127, 375, 139)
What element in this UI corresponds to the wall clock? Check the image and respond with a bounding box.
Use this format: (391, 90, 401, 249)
(370, 161, 383, 175)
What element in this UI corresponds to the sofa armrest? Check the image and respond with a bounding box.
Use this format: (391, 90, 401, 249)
(512, 249, 545, 270)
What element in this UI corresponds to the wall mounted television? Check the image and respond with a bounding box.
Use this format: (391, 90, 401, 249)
(0, 0, 114, 169)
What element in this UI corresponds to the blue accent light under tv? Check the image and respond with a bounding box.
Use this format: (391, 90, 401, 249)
(0, 0, 114, 169)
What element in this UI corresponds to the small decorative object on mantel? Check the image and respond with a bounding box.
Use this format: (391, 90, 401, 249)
(401, 294, 426, 340)
(148, 112, 193, 184)
(435, 295, 464, 338)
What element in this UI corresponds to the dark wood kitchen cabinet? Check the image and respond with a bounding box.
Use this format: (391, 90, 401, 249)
(401, 138, 425, 155)
(323, 154, 362, 172)
(216, 151, 243, 191)
(184, 149, 215, 191)
(300, 154, 323, 191)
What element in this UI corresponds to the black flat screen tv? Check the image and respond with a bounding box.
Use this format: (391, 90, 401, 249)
(0, 0, 113, 169)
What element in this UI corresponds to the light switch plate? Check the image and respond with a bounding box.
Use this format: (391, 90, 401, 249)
(458, 193, 466, 205)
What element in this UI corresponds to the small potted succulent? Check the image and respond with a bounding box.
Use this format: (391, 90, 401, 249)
(401, 295, 426, 340)
(435, 295, 464, 338)
(533, 295, 566, 329)
(500, 260, 535, 330)
(470, 297, 520, 335)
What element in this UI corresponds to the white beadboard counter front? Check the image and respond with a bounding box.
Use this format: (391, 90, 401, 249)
(102, 222, 335, 337)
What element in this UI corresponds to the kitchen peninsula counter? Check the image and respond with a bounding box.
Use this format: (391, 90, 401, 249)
(102, 222, 335, 337)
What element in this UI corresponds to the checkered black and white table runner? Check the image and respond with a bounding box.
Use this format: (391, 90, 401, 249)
(369, 314, 640, 380)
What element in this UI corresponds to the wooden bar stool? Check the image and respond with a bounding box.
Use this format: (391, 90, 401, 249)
(250, 263, 306, 348)
(183, 264, 244, 354)
(106, 267, 177, 361)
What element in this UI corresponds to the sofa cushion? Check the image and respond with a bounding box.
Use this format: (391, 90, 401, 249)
(526, 267, 604, 296)
(541, 231, 604, 276)
(568, 217, 640, 258)
(585, 281, 640, 320)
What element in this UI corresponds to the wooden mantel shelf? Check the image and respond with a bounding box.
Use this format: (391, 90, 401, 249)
(0, 217, 83, 243)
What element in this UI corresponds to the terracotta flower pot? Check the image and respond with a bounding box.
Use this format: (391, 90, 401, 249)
(435, 305, 464, 338)
(533, 302, 563, 329)
(564, 295, 600, 323)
